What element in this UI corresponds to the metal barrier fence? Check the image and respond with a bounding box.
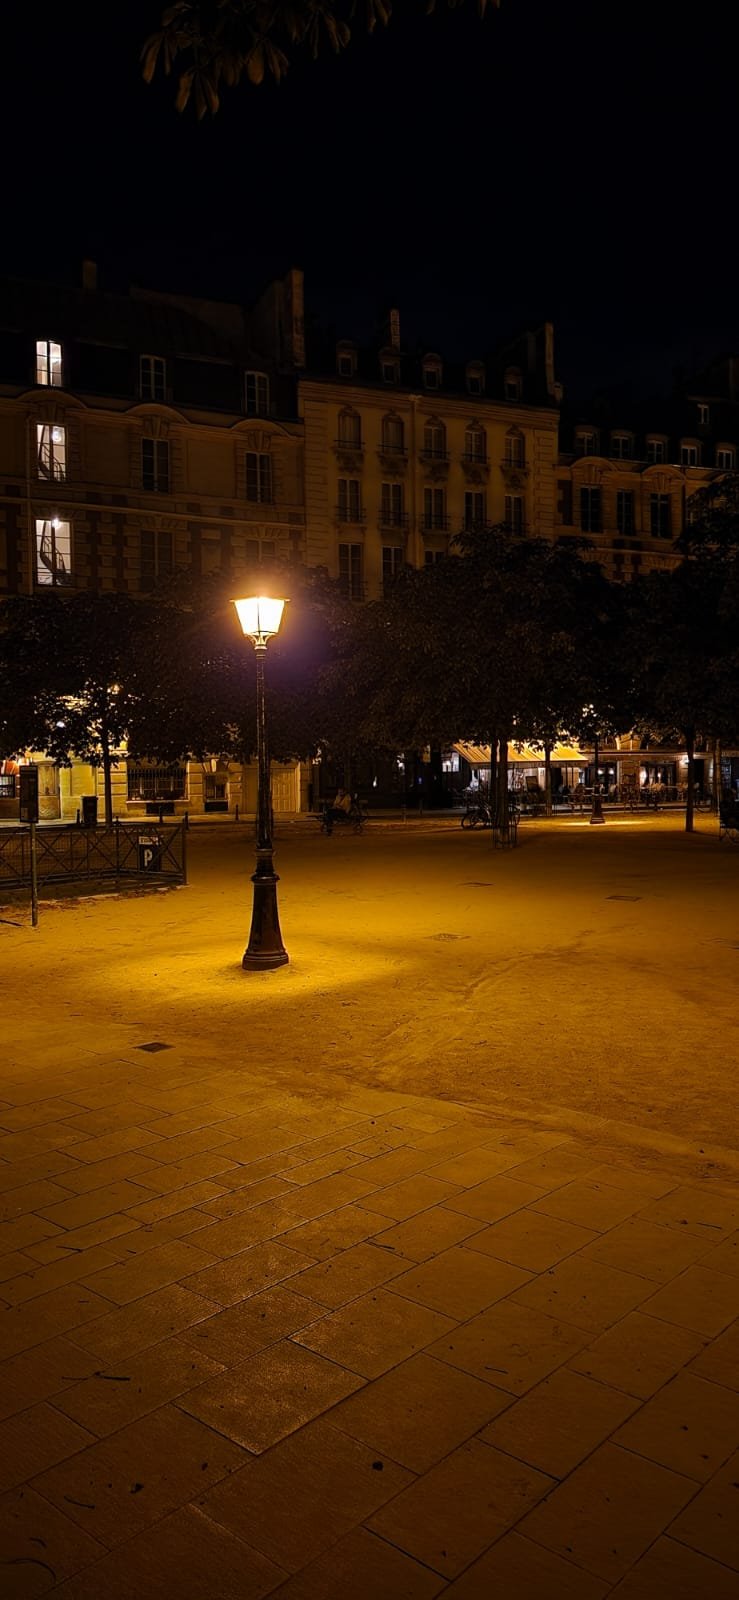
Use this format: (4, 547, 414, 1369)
(0, 822, 187, 890)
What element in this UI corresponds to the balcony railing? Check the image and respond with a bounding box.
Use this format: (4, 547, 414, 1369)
(334, 436, 364, 453)
(378, 509, 409, 529)
(420, 514, 450, 532)
(461, 451, 487, 466)
(420, 449, 449, 464)
(335, 504, 366, 524)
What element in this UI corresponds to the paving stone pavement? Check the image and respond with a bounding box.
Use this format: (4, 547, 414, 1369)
(1, 1050, 739, 1597)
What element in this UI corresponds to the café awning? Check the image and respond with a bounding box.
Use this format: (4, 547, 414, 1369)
(454, 741, 588, 767)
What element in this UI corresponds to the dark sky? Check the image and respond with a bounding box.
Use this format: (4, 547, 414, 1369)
(3, 0, 735, 400)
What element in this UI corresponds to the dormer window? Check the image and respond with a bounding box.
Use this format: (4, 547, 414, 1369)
(680, 440, 700, 467)
(466, 362, 485, 396)
(245, 371, 270, 416)
(717, 444, 736, 470)
(575, 429, 598, 457)
(36, 339, 63, 387)
(610, 433, 633, 460)
(422, 353, 442, 391)
(646, 436, 666, 464)
(697, 402, 710, 426)
(336, 341, 357, 378)
(505, 367, 523, 402)
(380, 349, 400, 385)
(139, 355, 166, 403)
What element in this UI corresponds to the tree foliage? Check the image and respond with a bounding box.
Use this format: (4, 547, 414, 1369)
(141, 0, 498, 116)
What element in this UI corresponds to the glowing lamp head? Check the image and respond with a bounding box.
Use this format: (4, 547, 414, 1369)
(233, 594, 287, 646)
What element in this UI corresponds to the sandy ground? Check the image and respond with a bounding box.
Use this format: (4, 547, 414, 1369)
(3, 814, 739, 1173)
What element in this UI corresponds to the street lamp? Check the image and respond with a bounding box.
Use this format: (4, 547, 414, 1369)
(233, 594, 289, 970)
(590, 729, 605, 824)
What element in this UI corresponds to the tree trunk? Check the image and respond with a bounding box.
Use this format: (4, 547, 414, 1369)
(544, 742, 552, 817)
(497, 735, 510, 842)
(685, 728, 695, 833)
(713, 737, 722, 811)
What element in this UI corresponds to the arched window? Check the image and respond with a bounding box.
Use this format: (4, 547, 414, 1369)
(423, 418, 446, 459)
(504, 428, 525, 467)
(337, 408, 362, 448)
(464, 422, 487, 464)
(382, 413, 405, 454)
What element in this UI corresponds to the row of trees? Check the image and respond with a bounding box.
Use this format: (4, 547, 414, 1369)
(2, 485, 739, 830)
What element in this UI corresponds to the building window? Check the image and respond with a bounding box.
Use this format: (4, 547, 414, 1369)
(422, 356, 442, 390)
(610, 433, 633, 459)
(575, 430, 597, 457)
(463, 491, 486, 529)
(464, 423, 487, 463)
(139, 355, 166, 402)
(422, 419, 446, 459)
(35, 518, 72, 586)
(339, 542, 363, 600)
(580, 486, 602, 532)
(127, 764, 187, 802)
(504, 494, 524, 532)
(381, 357, 400, 384)
(245, 538, 276, 565)
(717, 446, 736, 469)
(382, 414, 405, 454)
(650, 493, 672, 538)
(423, 487, 446, 530)
(336, 342, 357, 377)
(646, 438, 666, 464)
(380, 482, 405, 528)
(36, 339, 62, 387)
(680, 441, 700, 466)
(616, 489, 634, 535)
(466, 362, 485, 396)
(337, 409, 362, 448)
(141, 437, 170, 493)
(140, 528, 173, 590)
(557, 479, 573, 524)
(697, 402, 710, 426)
(382, 546, 403, 592)
(337, 478, 362, 521)
(424, 549, 445, 565)
(504, 369, 522, 402)
(36, 423, 66, 481)
(245, 371, 270, 416)
(504, 429, 525, 467)
(245, 451, 273, 503)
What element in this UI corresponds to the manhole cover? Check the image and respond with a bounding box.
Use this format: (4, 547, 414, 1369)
(136, 1042, 173, 1053)
(606, 895, 642, 902)
(427, 933, 469, 942)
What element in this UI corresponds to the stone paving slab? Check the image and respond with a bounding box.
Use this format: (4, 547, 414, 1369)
(2, 1059, 739, 1595)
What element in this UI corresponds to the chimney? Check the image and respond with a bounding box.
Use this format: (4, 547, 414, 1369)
(387, 308, 400, 350)
(82, 259, 97, 292)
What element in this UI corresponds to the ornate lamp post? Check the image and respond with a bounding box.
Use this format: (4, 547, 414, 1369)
(233, 594, 289, 970)
(590, 730, 605, 825)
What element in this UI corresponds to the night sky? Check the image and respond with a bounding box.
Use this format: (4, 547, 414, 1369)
(3, 0, 735, 401)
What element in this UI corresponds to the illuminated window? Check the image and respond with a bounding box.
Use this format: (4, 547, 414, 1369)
(616, 490, 634, 535)
(245, 452, 273, 502)
(422, 419, 446, 458)
(646, 437, 666, 464)
(575, 430, 597, 457)
(463, 490, 486, 529)
(505, 494, 524, 532)
(505, 368, 522, 402)
(380, 482, 405, 528)
(337, 479, 362, 521)
(504, 429, 525, 467)
(464, 423, 487, 463)
(36, 340, 62, 387)
(36, 423, 66, 481)
(697, 402, 710, 426)
(680, 441, 700, 466)
(382, 546, 403, 593)
(245, 371, 270, 415)
(382, 414, 405, 454)
(650, 493, 671, 538)
(466, 362, 485, 396)
(140, 528, 173, 590)
(35, 518, 72, 586)
(337, 409, 362, 447)
(610, 433, 633, 459)
(141, 438, 170, 492)
(139, 355, 166, 402)
(580, 486, 602, 532)
(339, 542, 363, 599)
(423, 487, 446, 529)
(717, 445, 736, 469)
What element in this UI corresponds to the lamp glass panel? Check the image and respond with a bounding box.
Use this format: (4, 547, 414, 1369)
(234, 595, 286, 639)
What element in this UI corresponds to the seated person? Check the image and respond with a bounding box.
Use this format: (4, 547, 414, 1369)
(325, 787, 354, 826)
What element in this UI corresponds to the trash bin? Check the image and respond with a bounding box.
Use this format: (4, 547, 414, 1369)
(81, 795, 98, 827)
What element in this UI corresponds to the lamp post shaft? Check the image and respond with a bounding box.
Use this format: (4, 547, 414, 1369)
(243, 644, 289, 969)
(590, 731, 605, 824)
